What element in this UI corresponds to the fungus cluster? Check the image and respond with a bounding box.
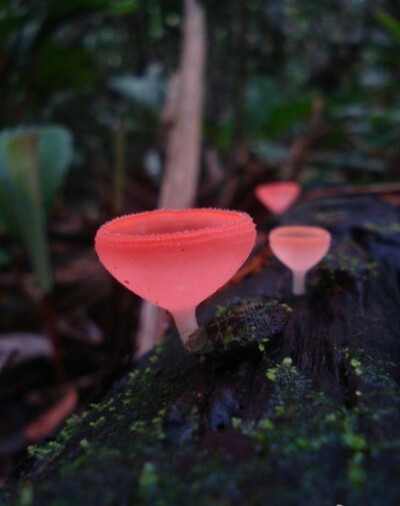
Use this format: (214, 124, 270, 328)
(95, 195, 331, 347)
(255, 181, 331, 296)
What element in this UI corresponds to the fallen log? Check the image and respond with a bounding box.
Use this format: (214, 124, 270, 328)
(2, 194, 400, 506)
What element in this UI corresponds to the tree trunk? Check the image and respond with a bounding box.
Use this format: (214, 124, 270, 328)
(136, 0, 207, 356)
(159, 0, 206, 208)
(3, 194, 400, 506)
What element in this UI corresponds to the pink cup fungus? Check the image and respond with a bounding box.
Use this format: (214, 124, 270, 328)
(95, 208, 256, 343)
(255, 182, 301, 215)
(269, 226, 331, 296)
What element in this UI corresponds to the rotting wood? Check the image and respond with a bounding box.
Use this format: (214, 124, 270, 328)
(3, 194, 400, 506)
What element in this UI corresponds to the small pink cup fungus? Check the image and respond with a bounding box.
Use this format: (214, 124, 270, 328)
(269, 226, 331, 296)
(255, 182, 301, 215)
(95, 209, 256, 343)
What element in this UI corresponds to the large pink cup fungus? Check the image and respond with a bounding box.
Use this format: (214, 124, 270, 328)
(95, 209, 256, 343)
(269, 226, 331, 296)
(255, 182, 301, 215)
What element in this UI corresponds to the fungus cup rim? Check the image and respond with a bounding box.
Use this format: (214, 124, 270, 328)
(269, 225, 331, 243)
(255, 181, 300, 194)
(95, 208, 255, 246)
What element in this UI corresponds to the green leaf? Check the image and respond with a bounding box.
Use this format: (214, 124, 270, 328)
(0, 149, 32, 236)
(5, 132, 42, 209)
(0, 126, 73, 294)
(376, 11, 400, 44)
(2, 133, 53, 293)
(38, 126, 74, 211)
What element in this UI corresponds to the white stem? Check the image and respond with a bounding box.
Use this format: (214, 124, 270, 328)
(293, 271, 307, 296)
(172, 308, 198, 343)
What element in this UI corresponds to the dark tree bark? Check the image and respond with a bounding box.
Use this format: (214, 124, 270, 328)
(2, 194, 400, 506)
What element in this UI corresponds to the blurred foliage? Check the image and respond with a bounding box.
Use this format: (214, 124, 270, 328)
(376, 10, 400, 44)
(109, 64, 165, 134)
(0, 126, 73, 293)
(0, 0, 399, 193)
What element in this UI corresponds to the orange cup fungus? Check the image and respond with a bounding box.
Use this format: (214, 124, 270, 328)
(255, 182, 301, 215)
(95, 208, 256, 342)
(269, 226, 331, 295)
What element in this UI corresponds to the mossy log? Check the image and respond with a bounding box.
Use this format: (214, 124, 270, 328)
(2, 195, 400, 506)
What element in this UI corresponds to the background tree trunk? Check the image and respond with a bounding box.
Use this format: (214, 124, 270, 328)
(136, 0, 207, 357)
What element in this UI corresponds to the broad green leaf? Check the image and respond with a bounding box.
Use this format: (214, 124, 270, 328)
(0, 150, 30, 236)
(376, 11, 400, 44)
(39, 126, 74, 211)
(0, 125, 73, 294)
(5, 132, 42, 210)
(0, 125, 74, 214)
(2, 133, 53, 293)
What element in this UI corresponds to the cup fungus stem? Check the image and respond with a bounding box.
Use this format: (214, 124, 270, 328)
(172, 309, 199, 343)
(293, 271, 306, 296)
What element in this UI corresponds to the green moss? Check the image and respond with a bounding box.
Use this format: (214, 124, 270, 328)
(89, 416, 106, 429)
(4, 338, 400, 506)
(312, 250, 379, 289)
(27, 441, 63, 460)
(186, 298, 292, 355)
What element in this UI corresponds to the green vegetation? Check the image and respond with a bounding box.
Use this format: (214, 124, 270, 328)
(0, 126, 73, 293)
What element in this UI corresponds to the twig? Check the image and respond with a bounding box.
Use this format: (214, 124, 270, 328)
(159, 0, 206, 208)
